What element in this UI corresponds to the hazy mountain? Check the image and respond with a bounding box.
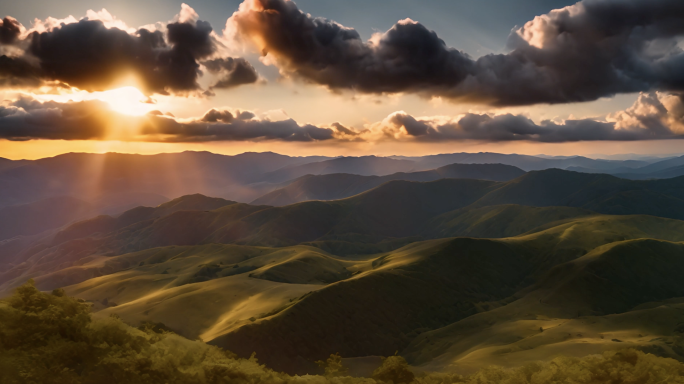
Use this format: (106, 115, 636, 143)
(0, 157, 29, 172)
(0, 196, 95, 241)
(252, 163, 526, 206)
(395, 152, 653, 172)
(258, 156, 419, 183)
(52, 194, 236, 246)
(614, 163, 684, 180)
(566, 156, 684, 181)
(0, 193, 170, 241)
(0, 151, 330, 208)
(0, 151, 665, 210)
(624, 155, 684, 174)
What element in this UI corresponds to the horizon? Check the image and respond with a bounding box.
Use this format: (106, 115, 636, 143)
(3, 148, 684, 162)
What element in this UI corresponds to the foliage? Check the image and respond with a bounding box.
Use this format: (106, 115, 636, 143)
(317, 353, 350, 377)
(2, 281, 684, 384)
(372, 356, 415, 384)
(417, 350, 684, 384)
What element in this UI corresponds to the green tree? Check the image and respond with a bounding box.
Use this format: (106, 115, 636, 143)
(372, 355, 415, 384)
(316, 352, 349, 377)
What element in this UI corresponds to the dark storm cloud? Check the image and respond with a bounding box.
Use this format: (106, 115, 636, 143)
(0, 17, 21, 45)
(203, 58, 260, 89)
(387, 92, 684, 142)
(0, 96, 334, 142)
(200, 108, 255, 122)
(232, 0, 684, 106)
(232, 0, 472, 94)
(27, 18, 214, 94)
(3, 91, 682, 143)
(0, 10, 260, 95)
(396, 114, 645, 142)
(0, 97, 111, 140)
(0, 55, 44, 88)
(145, 115, 335, 142)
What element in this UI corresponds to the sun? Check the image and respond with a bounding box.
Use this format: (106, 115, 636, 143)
(31, 85, 157, 117)
(92, 86, 154, 116)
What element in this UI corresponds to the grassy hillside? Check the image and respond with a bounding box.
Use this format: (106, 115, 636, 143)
(424, 205, 595, 239)
(3, 213, 684, 376)
(402, 239, 684, 374)
(4, 281, 684, 383)
(206, 214, 684, 374)
(60, 244, 336, 341)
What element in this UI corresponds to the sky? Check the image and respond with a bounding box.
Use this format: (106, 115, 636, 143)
(1, 0, 684, 159)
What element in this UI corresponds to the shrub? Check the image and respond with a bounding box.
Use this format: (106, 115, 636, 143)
(372, 356, 415, 384)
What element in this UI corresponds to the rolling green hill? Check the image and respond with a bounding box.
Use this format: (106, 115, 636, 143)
(402, 238, 684, 374)
(25, 211, 682, 375)
(5, 280, 684, 384)
(206, 214, 684, 374)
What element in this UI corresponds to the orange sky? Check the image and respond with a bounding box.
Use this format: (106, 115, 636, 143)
(3, 138, 683, 161)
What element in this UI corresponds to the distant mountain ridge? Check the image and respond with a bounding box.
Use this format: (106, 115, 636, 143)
(252, 163, 526, 206)
(0, 151, 671, 210)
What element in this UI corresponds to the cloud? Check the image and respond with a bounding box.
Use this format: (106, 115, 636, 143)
(144, 114, 335, 142)
(200, 108, 256, 122)
(0, 96, 334, 142)
(0, 6, 259, 95)
(230, 0, 684, 106)
(0, 97, 113, 140)
(381, 92, 684, 142)
(3, 91, 683, 143)
(0, 17, 22, 45)
(0, 56, 44, 88)
(203, 58, 260, 89)
(608, 92, 684, 135)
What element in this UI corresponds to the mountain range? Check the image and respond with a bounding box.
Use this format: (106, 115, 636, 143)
(2, 151, 681, 210)
(3, 151, 684, 377)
